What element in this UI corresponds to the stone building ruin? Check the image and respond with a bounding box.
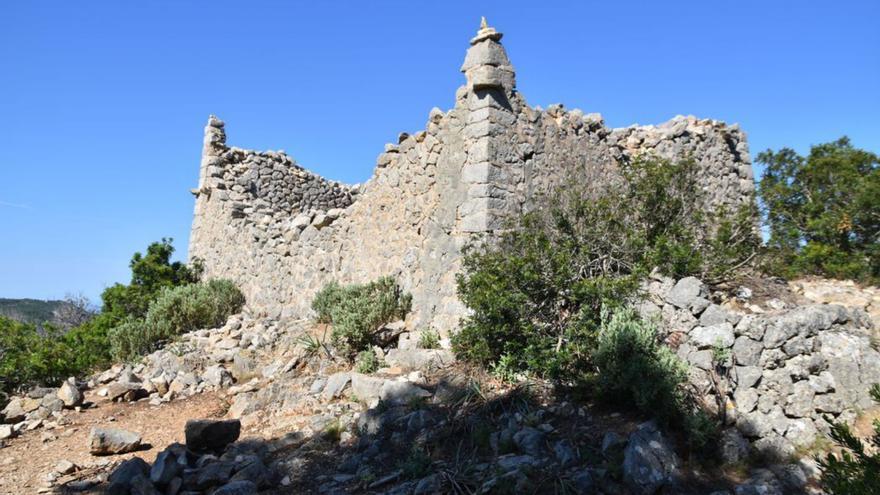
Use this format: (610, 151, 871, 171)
(189, 19, 756, 333)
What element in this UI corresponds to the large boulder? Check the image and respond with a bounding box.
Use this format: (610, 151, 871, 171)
(104, 381, 147, 402)
(107, 457, 150, 495)
(351, 373, 386, 403)
(58, 378, 84, 407)
(185, 419, 241, 453)
(321, 372, 351, 400)
(89, 427, 142, 455)
(380, 379, 430, 405)
(2, 397, 40, 423)
(150, 443, 186, 485)
(623, 422, 679, 494)
(689, 323, 735, 349)
(513, 427, 546, 457)
(0, 424, 15, 440)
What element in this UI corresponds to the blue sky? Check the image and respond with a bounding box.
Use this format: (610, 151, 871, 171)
(1, 1, 878, 302)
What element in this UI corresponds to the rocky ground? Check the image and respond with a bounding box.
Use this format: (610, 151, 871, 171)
(0, 277, 878, 495)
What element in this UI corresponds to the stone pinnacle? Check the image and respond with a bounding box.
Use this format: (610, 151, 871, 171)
(470, 16, 503, 45)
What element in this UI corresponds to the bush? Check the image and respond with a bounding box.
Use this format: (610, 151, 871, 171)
(312, 281, 344, 324)
(0, 317, 72, 394)
(594, 308, 687, 421)
(817, 384, 880, 494)
(107, 318, 150, 364)
(418, 329, 440, 350)
(311, 277, 411, 360)
(758, 137, 879, 283)
(355, 349, 382, 374)
(109, 279, 244, 361)
(101, 238, 202, 320)
(452, 155, 757, 380)
(594, 308, 717, 451)
(0, 239, 207, 394)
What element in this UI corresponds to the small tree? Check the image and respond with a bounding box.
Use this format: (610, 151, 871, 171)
(758, 137, 879, 282)
(101, 238, 202, 320)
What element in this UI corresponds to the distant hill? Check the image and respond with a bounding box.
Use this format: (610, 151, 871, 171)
(0, 298, 65, 326)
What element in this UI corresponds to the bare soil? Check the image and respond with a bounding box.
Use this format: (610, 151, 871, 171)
(0, 392, 229, 495)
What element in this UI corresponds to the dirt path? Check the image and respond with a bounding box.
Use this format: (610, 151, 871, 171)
(0, 393, 230, 495)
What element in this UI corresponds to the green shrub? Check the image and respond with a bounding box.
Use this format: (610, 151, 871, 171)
(452, 155, 757, 381)
(312, 281, 344, 324)
(620, 155, 759, 282)
(817, 384, 880, 494)
(107, 318, 150, 364)
(418, 329, 440, 350)
(0, 317, 70, 394)
(355, 349, 382, 374)
(0, 239, 206, 394)
(594, 308, 687, 421)
(758, 137, 879, 283)
(109, 279, 244, 361)
(101, 238, 202, 321)
(399, 447, 433, 479)
(311, 277, 411, 360)
(594, 308, 718, 451)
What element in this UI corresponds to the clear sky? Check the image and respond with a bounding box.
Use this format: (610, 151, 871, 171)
(1, 1, 878, 302)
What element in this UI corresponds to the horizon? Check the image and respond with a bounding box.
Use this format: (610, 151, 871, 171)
(2, 1, 878, 303)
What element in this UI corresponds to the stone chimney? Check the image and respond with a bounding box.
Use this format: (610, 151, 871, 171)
(460, 17, 515, 93)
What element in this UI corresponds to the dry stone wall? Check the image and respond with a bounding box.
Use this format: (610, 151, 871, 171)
(189, 20, 756, 332)
(642, 276, 880, 460)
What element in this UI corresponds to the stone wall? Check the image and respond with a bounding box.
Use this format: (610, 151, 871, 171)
(189, 20, 756, 332)
(642, 276, 880, 460)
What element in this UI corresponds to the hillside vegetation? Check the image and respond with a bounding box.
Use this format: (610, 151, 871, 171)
(0, 239, 242, 396)
(0, 298, 65, 326)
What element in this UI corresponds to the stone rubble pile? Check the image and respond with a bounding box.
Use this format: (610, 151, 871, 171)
(100, 418, 279, 495)
(0, 313, 291, 436)
(7, 276, 875, 493)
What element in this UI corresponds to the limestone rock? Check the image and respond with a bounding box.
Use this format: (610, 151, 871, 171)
(213, 480, 258, 494)
(57, 378, 84, 407)
(321, 372, 351, 400)
(351, 373, 385, 403)
(150, 444, 185, 485)
(89, 427, 142, 455)
(54, 459, 77, 475)
(512, 427, 545, 457)
(720, 428, 750, 464)
(623, 421, 679, 494)
(690, 323, 735, 349)
(665, 277, 705, 309)
(0, 424, 14, 440)
(384, 348, 455, 371)
(379, 380, 430, 405)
